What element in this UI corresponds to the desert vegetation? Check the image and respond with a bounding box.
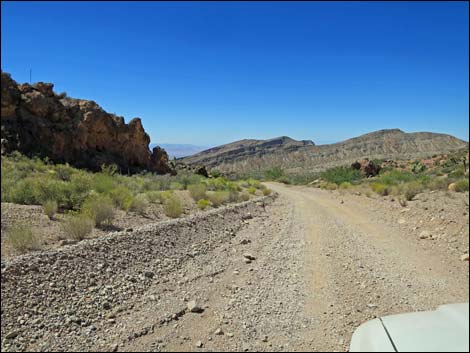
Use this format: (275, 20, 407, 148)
(238, 148, 469, 203)
(1, 152, 272, 256)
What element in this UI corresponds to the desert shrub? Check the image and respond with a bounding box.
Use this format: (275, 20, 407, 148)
(228, 190, 240, 202)
(247, 187, 257, 195)
(68, 173, 93, 209)
(146, 190, 162, 203)
(61, 214, 94, 241)
(427, 177, 450, 191)
(411, 162, 426, 174)
(339, 182, 352, 189)
(163, 194, 183, 218)
(262, 188, 272, 196)
(454, 179, 469, 192)
(264, 166, 285, 180)
(403, 181, 423, 201)
(188, 183, 207, 201)
(92, 173, 115, 194)
(109, 186, 133, 211)
(43, 199, 58, 219)
(55, 164, 73, 181)
(371, 182, 389, 196)
(207, 191, 230, 207)
(240, 192, 250, 201)
(81, 195, 115, 226)
(378, 170, 415, 186)
(247, 178, 262, 189)
(321, 182, 337, 190)
(210, 169, 222, 178)
(321, 166, 361, 185)
(8, 178, 42, 204)
(130, 193, 149, 215)
(170, 182, 184, 190)
(449, 167, 465, 178)
(5, 224, 40, 254)
(276, 175, 291, 184)
(197, 199, 211, 210)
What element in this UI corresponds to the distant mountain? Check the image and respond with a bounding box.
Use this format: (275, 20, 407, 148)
(150, 143, 210, 159)
(179, 129, 468, 175)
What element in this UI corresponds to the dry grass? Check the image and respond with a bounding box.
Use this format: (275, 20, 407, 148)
(5, 224, 41, 254)
(61, 214, 94, 241)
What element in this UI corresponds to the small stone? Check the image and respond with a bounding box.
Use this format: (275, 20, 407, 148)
(187, 300, 204, 313)
(196, 340, 203, 348)
(243, 258, 252, 264)
(214, 328, 224, 335)
(226, 332, 234, 337)
(419, 231, 431, 239)
(367, 304, 378, 309)
(397, 218, 406, 224)
(5, 330, 22, 339)
(262, 335, 268, 342)
(461, 254, 469, 261)
(243, 253, 256, 261)
(144, 271, 154, 278)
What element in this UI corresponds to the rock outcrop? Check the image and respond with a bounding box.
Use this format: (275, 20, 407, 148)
(351, 159, 381, 177)
(1, 72, 174, 174)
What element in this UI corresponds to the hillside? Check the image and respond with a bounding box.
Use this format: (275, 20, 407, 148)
(1, 72, 173, 174)
(180, 129, 468, 175)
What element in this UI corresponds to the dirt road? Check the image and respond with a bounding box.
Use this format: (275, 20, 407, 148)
(105, 183, 469, 352)
(2, 184, 468, 352)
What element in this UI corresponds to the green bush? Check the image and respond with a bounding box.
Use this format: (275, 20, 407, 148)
(264, 166, 285, 180)
(207, 191, 230, 207)
(43, 199, 58, 219)
(427, 177, 449, 191)
(403, 181, 423, 201)
(262, 188, 272, 195)
(61, 214, 94, 241)
(240, 192, 250, 201)
(210, 169, 222, 178)
(197, 199, 211, 210)
(378, 170, 415, 186)
(371, 182, 389, 196)
(109, 186, 133, 211)
(321, 166, 362, 185)
(163, 194, 183, 218)
(81, 195, 115, 227)
(146, 190, 162, 204)
(5, 224, 41, 254)
(188, 183, 207, 201)
(170, 182, 184, 190)
(55, 164, 73, 181)
(247, 187, 257, 195)
(130, 194, 149, 215)
(454, 179, 469, 192)
(339, 182, 352, 189)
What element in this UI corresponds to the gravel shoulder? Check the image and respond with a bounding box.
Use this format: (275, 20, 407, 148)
(1, 184, 468, 352)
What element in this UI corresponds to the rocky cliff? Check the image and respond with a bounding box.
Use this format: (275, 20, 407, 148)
(1, 72, 174, 174)
(181, 129, 468, 175)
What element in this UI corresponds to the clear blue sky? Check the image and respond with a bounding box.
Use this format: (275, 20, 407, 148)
(2, 1, 468, 146)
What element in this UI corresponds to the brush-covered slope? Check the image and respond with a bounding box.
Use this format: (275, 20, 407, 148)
(180, 129, 468, 175)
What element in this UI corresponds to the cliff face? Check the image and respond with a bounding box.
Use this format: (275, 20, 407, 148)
(180, 129, 468, 175)
(1, 72, 174, 174)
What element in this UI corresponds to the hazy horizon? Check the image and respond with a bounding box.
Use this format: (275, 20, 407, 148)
(2, 2, 468, 145)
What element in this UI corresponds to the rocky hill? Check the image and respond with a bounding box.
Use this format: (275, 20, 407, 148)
(1, 72, 173, 174)
(180, 129, 468, 175)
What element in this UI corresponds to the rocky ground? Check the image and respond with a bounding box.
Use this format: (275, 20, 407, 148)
(1, 184, 468, 352)
(1, 190, 208, 258)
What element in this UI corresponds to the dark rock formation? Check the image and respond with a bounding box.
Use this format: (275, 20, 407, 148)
(351, 159, 381, 177)
(0, 72, 175, 174)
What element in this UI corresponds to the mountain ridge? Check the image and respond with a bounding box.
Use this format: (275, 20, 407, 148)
(180, 129, 468, 175)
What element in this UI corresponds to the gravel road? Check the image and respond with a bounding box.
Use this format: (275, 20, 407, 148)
(2, 184, 468, 352)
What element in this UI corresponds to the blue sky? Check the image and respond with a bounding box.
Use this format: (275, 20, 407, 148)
(2, 1, 468, 146)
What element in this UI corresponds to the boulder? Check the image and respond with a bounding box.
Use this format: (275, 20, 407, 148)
(351, 159, 381, 177)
